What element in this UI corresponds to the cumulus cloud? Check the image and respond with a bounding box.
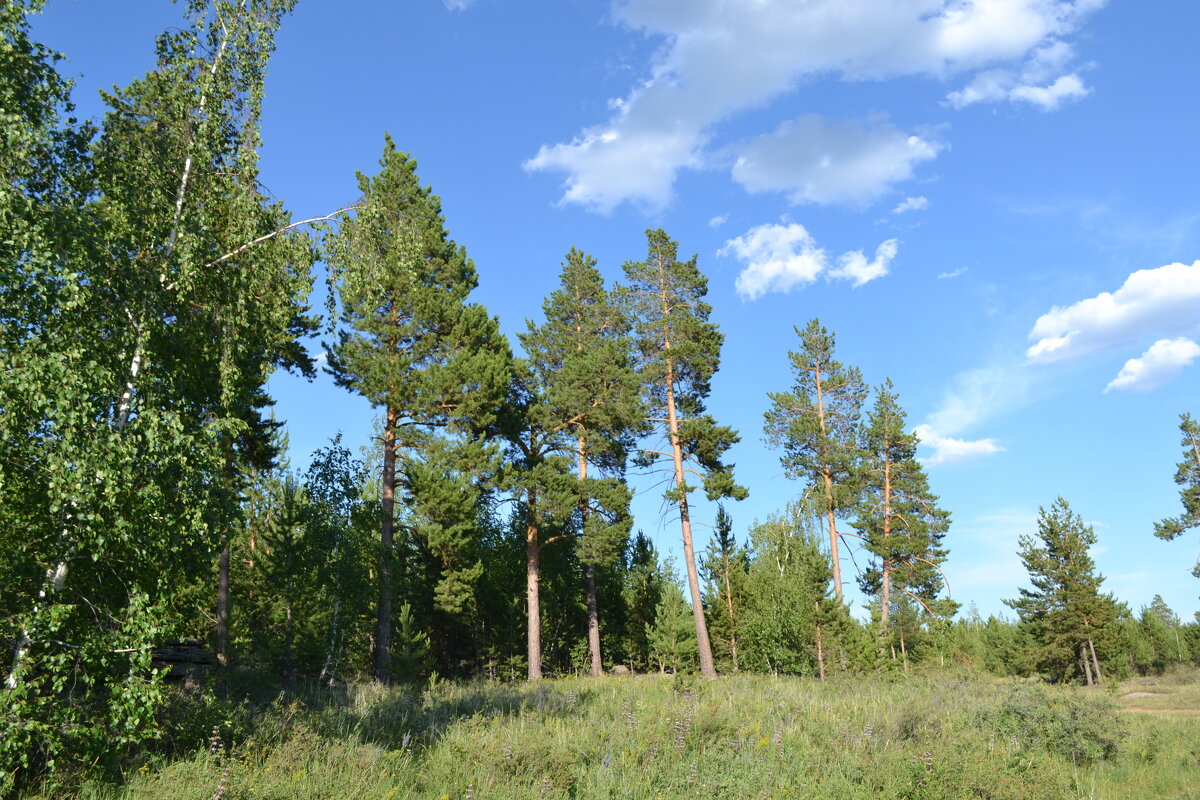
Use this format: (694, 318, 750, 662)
(720, 223, 896, 299)
(830, 239, 900, 287)
(1104, 338, 1200, 393)
(708, 213, 728, 228)
(1026, 260, 1200, 363)
(526, 0, 1106, 211)
(731, 116, 942, 206)
(892, 196, 929, 214)
(938, 266, 968, 279)
(723, 224, 827, 300)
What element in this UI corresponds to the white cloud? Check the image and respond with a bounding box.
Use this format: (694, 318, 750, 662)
(946, 40, 1090, 110)
(892, 196, 929, 214)
(916, 424, 1005, 466)
(938, 266, 968, 279)
(1104, 337, 1200, 393)
(722, 223, 827, 300)
(527, 0, 1105, 211)
(830, 239, 899, 287)
(442, 0, 474, 9)
(1027, 260, 1200, 363)
(731, 116, 943, 206)
(1009, 73, 1089, 109)
(720, 223, 896, 299)
(914, 363, 1030, 466)
(708, 213, 728, 228)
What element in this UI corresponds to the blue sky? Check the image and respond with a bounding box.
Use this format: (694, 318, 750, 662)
(33, 0, 1200, 622)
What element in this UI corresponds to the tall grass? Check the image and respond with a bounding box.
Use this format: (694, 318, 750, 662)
(39, 669, 1199, 800)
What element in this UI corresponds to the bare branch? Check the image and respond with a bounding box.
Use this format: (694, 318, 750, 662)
(203, 206, 361, 270)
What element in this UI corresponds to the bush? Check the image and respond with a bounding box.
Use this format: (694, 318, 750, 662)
(987, 683, 1124, 764)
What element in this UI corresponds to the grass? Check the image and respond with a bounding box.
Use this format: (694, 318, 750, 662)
(38, 669, 1200, 800)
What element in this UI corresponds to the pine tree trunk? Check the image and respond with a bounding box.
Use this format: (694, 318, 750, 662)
(900, 632, 908, 672)
(374, 405, 397, 684)
(812, 364, 843, 604)
(722, 552, 738, 672)
(665, 366, 717, 678)
(216, 542, 231, 666)
(815, 618, 826, 681)
(1081, 645, 1094, 686)
(1087, 637, 1103, 685)
(579, 436, 603, 676)
(526, 489, 543, 682)
(584, 563, 602, 676)
(880, 454, 892, 628)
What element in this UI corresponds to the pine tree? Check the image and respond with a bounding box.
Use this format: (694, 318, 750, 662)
(1155, 413, 1200, 581)
(516, 248, 641, 677)
(648, 564, 699, 674)
(325, 136, 510, 683)
(623, 229, 747, 678)
(764, 319, 866, 604)
(700, 505, 748, 671)
(855, 380, 953, 649)
(620, 532, 665, 672)
(1005, 498, 1117, 684)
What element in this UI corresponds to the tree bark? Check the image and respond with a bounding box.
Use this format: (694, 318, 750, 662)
(1080, 644, 1094, 686)
(880, 450, 892, 628)
(812, 360, 843, 604)
(374, 405, 397, 684)
(216, 542, 231, 666)
(815, 616, 826, 681)
(526, 489, 542, 681)
(579, 436, 603, 676)
(665, 364, 717, 678)
(722, 550, 739, 672)
(1087, 637, 1103, 686)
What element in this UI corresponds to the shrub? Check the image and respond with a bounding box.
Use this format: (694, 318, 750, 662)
(987, 683, 1124, 764)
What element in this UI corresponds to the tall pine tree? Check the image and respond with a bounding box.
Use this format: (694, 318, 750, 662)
(325, 136, 510, 683)
(519, 248, 641, 675)
(855, 380, 952, 645)
(623, 229, 747, 678)
(764, 319, 866, 604)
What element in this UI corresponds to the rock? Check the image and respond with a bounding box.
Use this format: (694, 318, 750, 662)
(612, 664, 630, 676)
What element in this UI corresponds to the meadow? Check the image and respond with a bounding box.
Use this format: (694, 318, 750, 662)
(45, 668, 1200, 800)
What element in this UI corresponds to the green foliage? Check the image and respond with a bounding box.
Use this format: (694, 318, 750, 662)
(855, 380, 953, 643)
(764, 319, 866, 603)
(1005, 498, 1119, 683)
(647, 568, 698, 673)
(988, 683, 1124, 764)
(738, 498, 860, 676)
(622, 229, 746, 504)
(1, 1, 310, 790)
(77, 671, 1187, 800)
(324, 135, 510, 679)
(1154, 412, 1200, 579)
